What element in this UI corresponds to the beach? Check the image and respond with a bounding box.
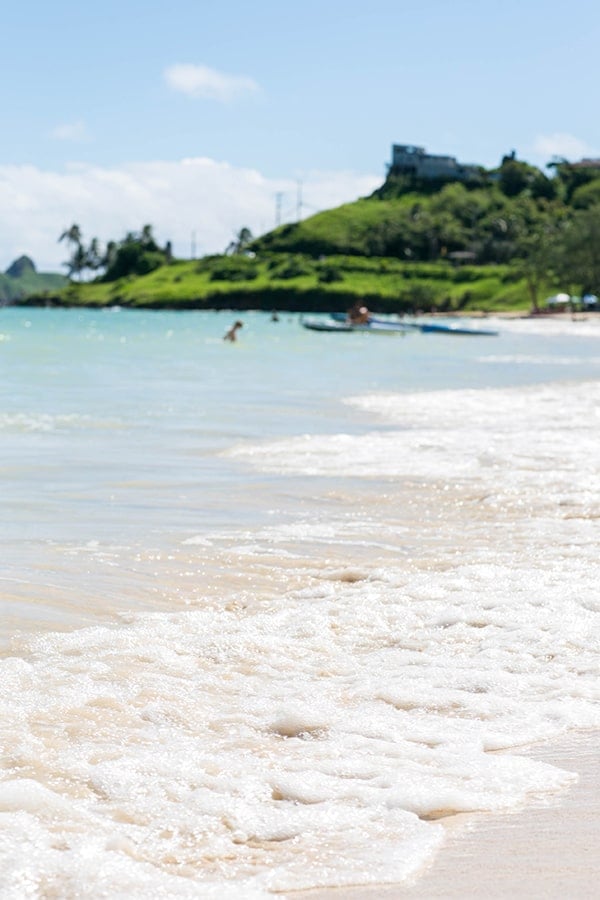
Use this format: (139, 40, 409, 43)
(297, 730, 599, 899)
(1, 309, 599, 897)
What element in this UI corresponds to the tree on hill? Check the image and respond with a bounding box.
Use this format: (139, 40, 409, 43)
(69, 244, 88, 282)
(553, 205, 600, 297)
(102, 241, 118, 272)
(548, 158, 600, 203)
(59, 223, 85, 280)
(139, 224, 160, 251)
(101, 227, 169, 281)
(571, 178, 600, 210)
(59, 223, 82, 248)
(226, 227, 254, 255)
(497, 153, 550, 198)
(57, 225, 172, 282)
(86, 238, 103, 274)
(513, 218, 562, 312)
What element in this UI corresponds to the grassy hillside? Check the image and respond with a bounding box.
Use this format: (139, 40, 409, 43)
(22, 253, 541, 314)
(252, 182, 558, 264)
(252, 199, 417, 257)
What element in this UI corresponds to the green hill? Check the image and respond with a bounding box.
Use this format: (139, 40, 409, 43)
(18, 152, 600, 313)
(0, 256, 67, 304)
(251, 160, 560, 263)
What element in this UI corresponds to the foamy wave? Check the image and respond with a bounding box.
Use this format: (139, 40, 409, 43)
(225, 382, 600, 518)
(1, 545, 598, 894)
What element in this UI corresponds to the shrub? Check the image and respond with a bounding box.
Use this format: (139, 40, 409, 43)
(103, 244, 166, 281)
(209, 258, 259, 282)
(317, 265, 343, 283)
(269, 256, 314, 279)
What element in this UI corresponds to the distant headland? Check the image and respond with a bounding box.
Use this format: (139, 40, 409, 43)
(0, 256, 67, 305)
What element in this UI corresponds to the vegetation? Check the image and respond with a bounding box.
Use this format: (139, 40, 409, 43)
(58, 223, 172, 282)
(17, 152, 600, 313)
(18, 252, 524, 314)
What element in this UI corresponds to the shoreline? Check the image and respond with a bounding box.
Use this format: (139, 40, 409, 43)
(292, 729, 599, 899)
(10, 296, 600, 321)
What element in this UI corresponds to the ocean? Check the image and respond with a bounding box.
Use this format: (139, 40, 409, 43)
(1, 308, 599, 897)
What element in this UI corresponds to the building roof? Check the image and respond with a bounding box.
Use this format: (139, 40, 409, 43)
(571, 158, 600, 168)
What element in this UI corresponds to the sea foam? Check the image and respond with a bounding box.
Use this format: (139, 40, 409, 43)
(1, 377, 599, 896)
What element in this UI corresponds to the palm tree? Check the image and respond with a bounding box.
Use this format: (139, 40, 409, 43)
(101, 241, 118, 273)
(59, 224, 83, 280)
(68, 243, 88, 282)
(59, 223, 82, 250)
(140, 224, 157, 249)
(226, 226, 253, 255)
(86, 237, 102, 274)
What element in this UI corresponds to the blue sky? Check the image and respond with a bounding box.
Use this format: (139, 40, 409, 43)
(1, 0, 598, 270)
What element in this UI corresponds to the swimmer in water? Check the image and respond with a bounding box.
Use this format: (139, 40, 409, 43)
(223, 320, 243, 342)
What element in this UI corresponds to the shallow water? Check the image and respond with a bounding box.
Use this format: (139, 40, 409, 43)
(1, 309, 599, 896)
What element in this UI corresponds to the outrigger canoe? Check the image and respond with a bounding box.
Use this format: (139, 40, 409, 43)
(329, 313, 498, 336)
(301, 316, 407, 334)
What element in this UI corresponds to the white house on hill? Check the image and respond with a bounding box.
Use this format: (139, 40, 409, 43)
(390, 144, 479, 182)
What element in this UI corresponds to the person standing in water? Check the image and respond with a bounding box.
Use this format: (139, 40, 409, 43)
(223, 321, 243, 342)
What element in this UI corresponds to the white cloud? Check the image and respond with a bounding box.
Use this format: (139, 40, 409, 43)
(164, 64, 259, 101)
(531, 132, 596, 163)
(49, 120, 91, 142)
(0, 158, 381, 272)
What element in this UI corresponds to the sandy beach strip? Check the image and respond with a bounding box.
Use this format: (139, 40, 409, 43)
(293, 729, 599, 899)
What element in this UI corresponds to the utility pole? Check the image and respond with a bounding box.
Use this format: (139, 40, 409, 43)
(275, 192, 283, 227)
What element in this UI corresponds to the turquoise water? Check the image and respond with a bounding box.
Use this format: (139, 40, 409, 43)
(1, 308, 599, 896)
(3, 306, 600, 628)
(3, 307, 600, 552)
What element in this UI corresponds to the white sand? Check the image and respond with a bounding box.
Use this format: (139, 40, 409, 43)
(293, 730, 599, 899)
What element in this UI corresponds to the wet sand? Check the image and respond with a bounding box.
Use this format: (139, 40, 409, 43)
(294, 315, 600, 898)
(294, 730, 599, 899)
